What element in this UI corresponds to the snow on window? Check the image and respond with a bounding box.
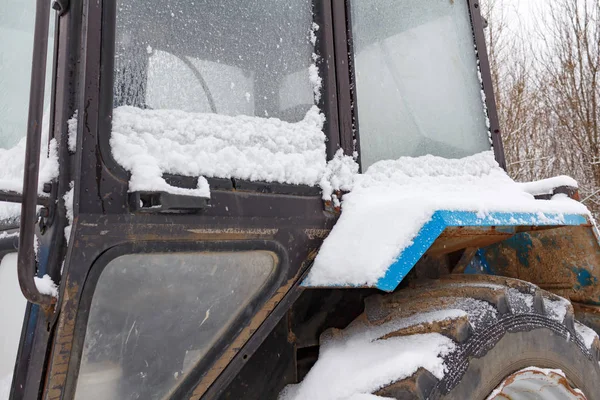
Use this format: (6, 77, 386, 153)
(110, 106, 326, 195)
(305, 151, 590, 287)
(112, 0, 319, 194)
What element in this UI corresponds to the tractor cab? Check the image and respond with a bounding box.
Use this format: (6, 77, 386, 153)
(6, 1, 598, 400)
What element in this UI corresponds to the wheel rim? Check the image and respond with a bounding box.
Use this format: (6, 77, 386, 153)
(487, 367, 587, 400)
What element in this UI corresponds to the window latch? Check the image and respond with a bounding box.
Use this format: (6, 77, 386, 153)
(129, 192, 209, 214)
(51, 0, 69, 16)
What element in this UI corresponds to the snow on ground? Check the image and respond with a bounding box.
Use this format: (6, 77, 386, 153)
(110, 105, 326, 196)
(305, 152, 590, 287)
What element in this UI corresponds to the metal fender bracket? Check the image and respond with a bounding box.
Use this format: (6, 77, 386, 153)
(534, 185, 580, 201)
(129, 191, 209, 214)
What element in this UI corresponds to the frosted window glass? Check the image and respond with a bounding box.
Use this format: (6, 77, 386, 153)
(351, 0, 491, 169)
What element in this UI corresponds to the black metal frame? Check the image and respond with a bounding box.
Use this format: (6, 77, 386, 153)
(467, 0, 506, 169)
(96, 0, 343, 192)
(18, 0, 54, 306)
(336, 0, 507, 171)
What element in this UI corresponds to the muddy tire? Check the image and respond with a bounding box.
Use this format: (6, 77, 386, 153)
(319, 275, 600, 399)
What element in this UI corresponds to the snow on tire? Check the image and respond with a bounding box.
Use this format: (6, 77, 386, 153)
(280, 275, 600, 400)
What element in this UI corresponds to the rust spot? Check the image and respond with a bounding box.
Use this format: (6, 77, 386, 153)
(44, 281, 79, 400)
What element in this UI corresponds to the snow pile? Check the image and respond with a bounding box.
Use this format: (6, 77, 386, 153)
(110, 106, 327, 196)
(34, 274, 58, 298)
(280, 310, 461, 400)
(320, 149, 359, 205)
(519, 176, 578, 196)
(0, 137, 58, 195)
(0, 133, 59, 222)
(281, 334, 453, 400)
(306, 152, 590, 287)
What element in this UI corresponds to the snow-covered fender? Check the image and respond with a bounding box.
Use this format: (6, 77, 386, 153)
(302, 210, 592, 293)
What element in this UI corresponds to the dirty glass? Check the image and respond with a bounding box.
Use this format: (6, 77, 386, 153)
(114, 0, 315, 122)
(350, 0, 491, 169)
(0, 0, 55, 149)
(74, 251, 277, 400)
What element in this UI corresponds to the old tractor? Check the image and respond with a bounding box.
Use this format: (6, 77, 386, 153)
(1, 0, 599, 399)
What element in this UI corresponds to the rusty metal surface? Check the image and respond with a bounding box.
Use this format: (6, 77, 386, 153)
(429, 226, 515, 256)
(488, 368, 587, 399)
(478, 225, 600, 305)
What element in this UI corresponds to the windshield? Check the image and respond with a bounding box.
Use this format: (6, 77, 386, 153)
(0, 0, 54, 149)
(350, 0, 491, 169)
(114, 0, 315, 122)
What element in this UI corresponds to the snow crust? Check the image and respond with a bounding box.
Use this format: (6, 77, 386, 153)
(575, 321, 598, 350)
(110, 105, 327, 196)
(34, 274, 58, 298)
(519, 176, 579, 196)
(0, 128, 59, 222)
(279, 309, 463, 400)
(280, 332, 455, 400)
(543, 296, 570, 322)
(67, 110, 78, 153)
(306, 152, 590, 287)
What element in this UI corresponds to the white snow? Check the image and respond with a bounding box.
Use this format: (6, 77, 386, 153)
(575, 321, 598, 350)
(110, 105, 327, 196)
(34, 274, 58, 298)
(279, 333, 455, 400)
(67, 110, 78, 153)
(506, 288, 534, 314)
(0, 125, 59, 222)
(320, 149, 359, 205)
(543, 296, 570, 322)
(279, 309, 465, 400)
(305, 152, 590, 287)
(519, 176, 579, 196)
(64, 181, 74, 243)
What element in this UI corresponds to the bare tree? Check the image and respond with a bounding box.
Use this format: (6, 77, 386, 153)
(533, 0, 600, 215)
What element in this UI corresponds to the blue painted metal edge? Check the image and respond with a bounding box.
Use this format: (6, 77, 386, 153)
(375, 210, 588, 291)
(302, 210, 588, 292)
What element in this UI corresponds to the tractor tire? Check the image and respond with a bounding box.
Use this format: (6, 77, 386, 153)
(300, 275, 600, 399)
